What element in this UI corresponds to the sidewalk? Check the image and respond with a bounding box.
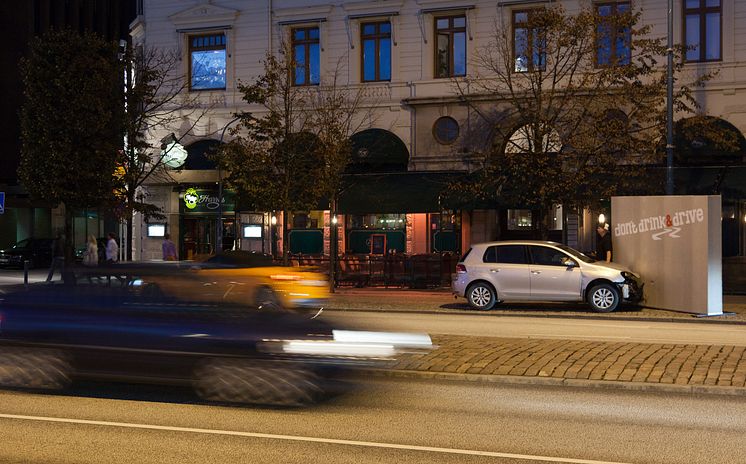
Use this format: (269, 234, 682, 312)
(329, 287, 746, 322)
(378, 334, 746, 396)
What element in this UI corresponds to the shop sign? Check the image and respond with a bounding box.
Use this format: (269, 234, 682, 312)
(180, 187, 235, 214)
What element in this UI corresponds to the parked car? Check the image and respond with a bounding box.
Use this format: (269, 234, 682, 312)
(0, 269, 431, 406)
(74, 237, 107, 265)
(452, 241, 643, 312)
(0, 237, 54, 269)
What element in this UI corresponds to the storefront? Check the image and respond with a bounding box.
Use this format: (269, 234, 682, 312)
(178, 186, 236, 260)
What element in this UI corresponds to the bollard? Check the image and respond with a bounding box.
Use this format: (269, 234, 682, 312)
(23, 260, 29, 287)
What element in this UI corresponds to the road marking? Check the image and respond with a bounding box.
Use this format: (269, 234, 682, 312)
(0, 412, 632, 464)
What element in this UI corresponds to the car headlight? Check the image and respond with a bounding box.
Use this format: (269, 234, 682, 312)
(621, 271, 640, 280)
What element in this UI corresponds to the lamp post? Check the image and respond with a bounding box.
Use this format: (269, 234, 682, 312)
(666, 0, 675, 195)
(216, 115, 242, 254)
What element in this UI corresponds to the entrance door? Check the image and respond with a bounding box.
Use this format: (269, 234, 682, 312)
(182, 217, 215, 260)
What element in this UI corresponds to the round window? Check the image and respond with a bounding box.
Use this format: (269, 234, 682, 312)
(433, 117, 459, 145)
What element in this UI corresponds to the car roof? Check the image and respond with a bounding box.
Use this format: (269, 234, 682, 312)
(471, 240, 564, 248)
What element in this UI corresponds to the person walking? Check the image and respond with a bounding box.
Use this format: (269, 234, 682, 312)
(83, 235, 99, 267)
(596, 223, 613, 263)
(105, 232, 119, 264)
(162, 233, 178, 261)
(46, 232, 65, 282)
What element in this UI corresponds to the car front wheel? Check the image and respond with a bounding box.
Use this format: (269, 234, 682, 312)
(466, 282, 497, 311)
(587, 284, 620, 313)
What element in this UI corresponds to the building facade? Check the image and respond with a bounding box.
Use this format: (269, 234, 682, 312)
(131, 0, 746, 284)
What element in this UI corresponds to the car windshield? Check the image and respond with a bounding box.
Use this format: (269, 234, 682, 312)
(12, 239, 31, 249)
(555, 244, 595, 263)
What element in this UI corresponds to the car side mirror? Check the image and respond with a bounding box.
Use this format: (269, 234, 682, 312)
(561, 257, 577, 268)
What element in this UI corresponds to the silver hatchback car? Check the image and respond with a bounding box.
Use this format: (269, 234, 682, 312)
(452, 241, 643, 312)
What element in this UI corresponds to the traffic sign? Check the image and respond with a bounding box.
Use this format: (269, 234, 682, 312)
(0, 191, 4, 215)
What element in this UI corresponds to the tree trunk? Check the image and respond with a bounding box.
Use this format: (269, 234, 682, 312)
(282, 209, 289, 266)
(63, 205, 74, 265)
(126, 208, 133, 262)
(329, 195, 337, 294)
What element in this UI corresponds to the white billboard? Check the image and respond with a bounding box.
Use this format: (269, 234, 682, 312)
(611, 195, 722, 315)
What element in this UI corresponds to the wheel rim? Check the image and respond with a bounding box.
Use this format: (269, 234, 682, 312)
(592, 288, 615, 309)
(470, 286, 492, 307)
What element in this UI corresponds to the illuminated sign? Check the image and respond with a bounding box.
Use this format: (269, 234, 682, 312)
(184, 188, 199, 210)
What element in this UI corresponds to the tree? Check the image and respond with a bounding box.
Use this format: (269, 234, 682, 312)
(450, 4, 714, 238)
(116, 46, 211, 260)
(216, 45, 324, 264)
(19, 29, 123, 261)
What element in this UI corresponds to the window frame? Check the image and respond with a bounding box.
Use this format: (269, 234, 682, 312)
(434, 15, 467, 78)
(292, 26, 321, 86)
(683, 0, 722, 63)
(512, 9, 547, 73)
(594, 2, 631, 67)
(188, 33, 227, 91)
(360, 21, 392, 82)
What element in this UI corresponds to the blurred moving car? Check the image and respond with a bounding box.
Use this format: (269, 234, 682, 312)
(0, 237, 53, 269)
(0, 269, 431, 406)
(198, 251, 329, 311)
(74, 237, 107, 265)
(452, 241, 643, 312)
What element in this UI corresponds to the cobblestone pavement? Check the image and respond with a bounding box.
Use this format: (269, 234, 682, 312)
(388, 335, 746, 390)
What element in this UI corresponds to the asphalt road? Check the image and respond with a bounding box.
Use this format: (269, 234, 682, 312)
(0, 378, 744, 464)
(324, 310, 746, 346)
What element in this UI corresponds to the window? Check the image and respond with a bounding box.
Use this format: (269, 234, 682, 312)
(596, 3, 631, 66)
(507, 209, 533, 230)
(433, 117, 459, 144)
(529, 246, 572, 267)
(435, 16, 466, 78)
(189, 34, 226, 90)
(483, 245, 527, 264)
(513, 10, 546, 72)
(292, 27, 320, 85)
(361, 22, 391, 82)
(684, 0, 721, 62)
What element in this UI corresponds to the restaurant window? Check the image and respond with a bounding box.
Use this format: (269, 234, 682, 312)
(513, 10, 546, 72)
(596, 2, 631, 66)
(292, 27, 320, 85)
(290, 211, 324, 229)
(189, 33, 226, 90)
(348, 214, 406, 230)
(435, 15, 466, 78)
(507, 209, 533, 230)
(430, 211, 461, 253)
(361, 22, 391, 82)
(684, 0, 721, 62)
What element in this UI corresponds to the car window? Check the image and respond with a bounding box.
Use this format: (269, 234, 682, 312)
(459, 248, 472, 263)
(13, 239, 30, 249)
(555, 244, 595, 263)
(529, 246, 573, 267)
(484, 245, 527, 264)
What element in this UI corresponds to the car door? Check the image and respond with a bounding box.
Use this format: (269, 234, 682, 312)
(480, 245, 531, 300)
(527, 245, 582, 301)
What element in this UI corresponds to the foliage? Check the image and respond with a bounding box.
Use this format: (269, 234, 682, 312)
(449, 4, 718, 234)
(19, 28, 123, 211)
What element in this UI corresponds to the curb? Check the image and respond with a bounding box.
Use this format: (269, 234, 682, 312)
(360, 368, 746, 397)
(325, 306, 746, 325)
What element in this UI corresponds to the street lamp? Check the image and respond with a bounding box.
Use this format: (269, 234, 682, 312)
(216, 115, 242, 254)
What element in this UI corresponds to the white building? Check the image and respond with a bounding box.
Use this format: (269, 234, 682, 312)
(130, 0, 746, 288)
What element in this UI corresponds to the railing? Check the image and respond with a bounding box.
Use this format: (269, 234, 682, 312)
(284, 253, 460, 288)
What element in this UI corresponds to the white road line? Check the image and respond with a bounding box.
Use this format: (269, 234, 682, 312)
(0, 413, 632, 464)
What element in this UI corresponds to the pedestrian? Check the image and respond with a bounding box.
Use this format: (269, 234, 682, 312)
(83, 234, 99, 267)
(46, 232, 65, 282)
(105, 232, 119, 264)
(596, 223, 612, 263)
(162, 233, 178, 261)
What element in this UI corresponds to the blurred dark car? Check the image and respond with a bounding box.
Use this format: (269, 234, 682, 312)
(74, 237, 107, 264)
(0, 237, 54, 269)
(0, 266, 431, 406)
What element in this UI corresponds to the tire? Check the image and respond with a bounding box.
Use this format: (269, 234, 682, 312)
(0, 347, 72, 390)
(587, 283, 620, 313)
(193, 359, 323, 407)
(255, 286, 283, 310)
(466, 282, 497, 311)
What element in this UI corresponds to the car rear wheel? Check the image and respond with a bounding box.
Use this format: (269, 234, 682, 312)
(0, 348, 72, 390)
(466, 282, 497, 311)
(193, 359, 323, 406)
(587, 284, 620, 313)
(255, 286, 283, 310)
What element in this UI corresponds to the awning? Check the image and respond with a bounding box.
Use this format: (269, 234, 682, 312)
(338, 172, 463, 214)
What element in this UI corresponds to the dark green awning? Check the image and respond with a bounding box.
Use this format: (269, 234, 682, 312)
(339, 172, 463, 214)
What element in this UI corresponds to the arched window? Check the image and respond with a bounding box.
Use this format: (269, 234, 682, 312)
(184, 139, 221, 170)
(349, 129, 409, 173)
(674, 116, 746, 166)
